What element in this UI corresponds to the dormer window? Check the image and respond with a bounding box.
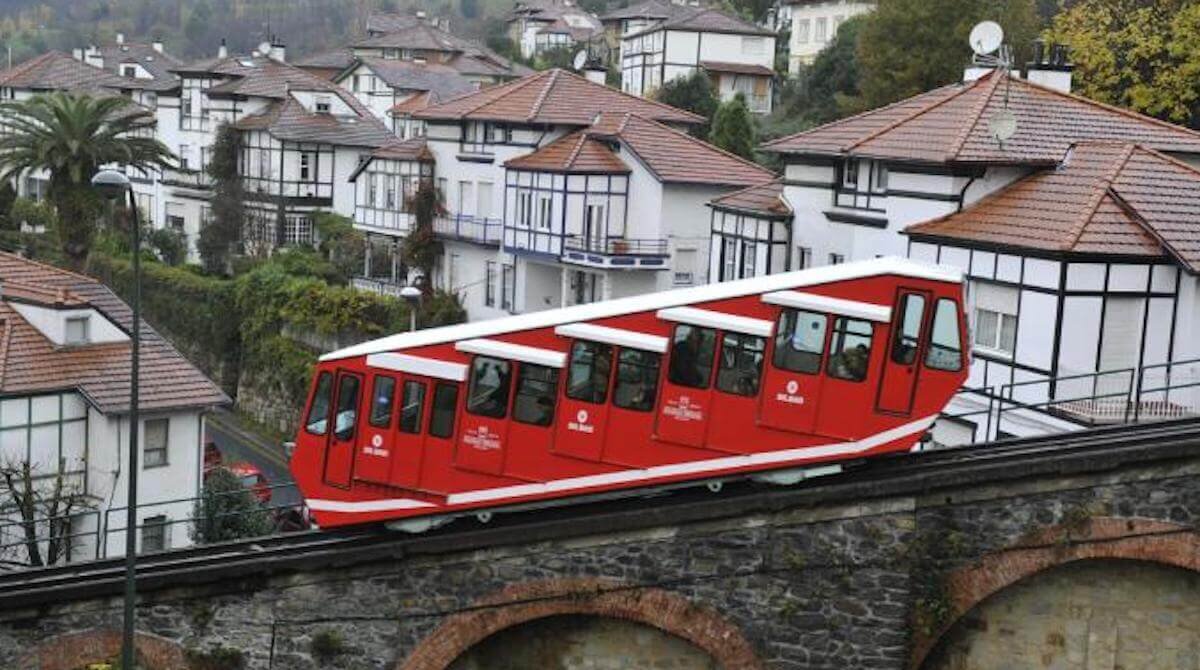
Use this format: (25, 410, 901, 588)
(121, 64, 137, 78)
(65, 316, 90, 345)
(315, 96, 331, 114)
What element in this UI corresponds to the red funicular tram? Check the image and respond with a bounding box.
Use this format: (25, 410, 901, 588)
(290, 258, 968, 529)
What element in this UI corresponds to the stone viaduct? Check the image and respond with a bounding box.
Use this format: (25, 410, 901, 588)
(3, 422, 1199, 669)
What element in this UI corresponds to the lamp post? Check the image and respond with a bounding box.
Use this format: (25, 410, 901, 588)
(400, 285, 421, 332)
(91, 169, 140, 670)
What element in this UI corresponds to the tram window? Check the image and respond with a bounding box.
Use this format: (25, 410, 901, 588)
(466, 356, 512, 418)
(399, 380, 427, 434)
(369, 375, 396, 428)
(566, 340, 613, 404)
(333, 375, 361, 441)
(716, 333, 766, 396)
(513, 364, 559, 426)
(827, 318, 874, 382)
(891, 293, 926, 365)
(773, 309, 827, 374)
(925, 299, 963, 371)
(613, 349, 661, 411)
(305, 372, 333, 435)
(668, 324, 716, 389)
(429, 382, 459, 438)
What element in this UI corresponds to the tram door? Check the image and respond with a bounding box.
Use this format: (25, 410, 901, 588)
(876, 290, 931, 415)
(390, 377, 430, 489)
(554, 340, 612, 462)
(323, 370, 363, 489)
(455, 356, 510, 475)
(353, 373, 397, 485)
(759, 309, 827, 435)
(655, 324, 718, 448)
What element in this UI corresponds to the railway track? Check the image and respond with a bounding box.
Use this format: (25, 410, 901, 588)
(1, 417, 1198, 609)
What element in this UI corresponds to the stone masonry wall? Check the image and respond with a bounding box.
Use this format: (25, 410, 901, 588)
(1, 456, 1198, 670)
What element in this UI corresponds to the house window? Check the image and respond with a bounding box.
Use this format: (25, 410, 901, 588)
(141, 515, 168, 552)
(815, 17, 828, 42)
(538, 195, 553, 230)
(143, 418, 169, 468)
(485, 261, 496, 307)
(517, 191, 533, 227)
(796, 18, 810, 43)
(258, 149, 270, 179)
(352, 75, 361, 92)
(829, 253, 845, 265)
(501, 263, 515, 311)
(871, 161, 888, 193)
(64, 316, 90, 345)
(178, 144, 190, 171)
(796, 246, 812, 270)
(741, 241, 757, 279)
(974, 308, 1017, 356)
(722, 237, 737, 282)
(300, 152, 316, 182)
(386, 178, 397, 209)
(121, 64, 137, 78)
(842, 160, 858, 189)
(477, 181, 494, 220)
(315, 96, 331, 114)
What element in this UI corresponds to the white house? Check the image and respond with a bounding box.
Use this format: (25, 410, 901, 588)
(707, 179, 795, 282)
(598, 0, 699, 59)
(754, 53, 1200, 442)
(786, 0, 874, 74)
(334, 57, 477, 139)
(0, 252, 227, 564)
(348, 16, 530, 88)
(410, 68, 775, 320)
(620, 8, 777, 114)
(507, 0, 603, 60)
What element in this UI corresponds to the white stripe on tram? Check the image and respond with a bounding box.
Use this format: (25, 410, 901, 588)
(762, 291, 892, 323)
(305, 415, 937, 514)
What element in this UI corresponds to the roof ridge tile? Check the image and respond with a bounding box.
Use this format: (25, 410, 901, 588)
(1064, 143, 1137, 250)
(528, 68, 558, 122)
(947, 70, 1005, 161)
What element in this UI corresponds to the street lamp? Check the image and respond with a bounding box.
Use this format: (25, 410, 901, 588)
(92, 169, 141, 670)
(400, 285, 421, 332)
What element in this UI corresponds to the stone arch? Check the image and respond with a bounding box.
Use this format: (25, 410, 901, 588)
(395, 578, 764, 670)
(911, 516, 1200, 668)
(16, 628, 188, 670)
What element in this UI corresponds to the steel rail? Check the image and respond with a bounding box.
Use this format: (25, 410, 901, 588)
(1, 418, 1197, 609)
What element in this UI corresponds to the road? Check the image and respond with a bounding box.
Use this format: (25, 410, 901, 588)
(204, 410, 302, 510)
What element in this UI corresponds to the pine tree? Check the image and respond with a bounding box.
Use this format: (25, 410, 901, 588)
(708, 93, 756, 160)
(198, 124, 245, 275)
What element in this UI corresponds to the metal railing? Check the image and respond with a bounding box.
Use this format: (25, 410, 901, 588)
(0, 509, 102, 569)
(351, 276, 409, 298)
(160, 167, 211, 190)
(432, 214, 502, 245)
(563, 235, 669, 256)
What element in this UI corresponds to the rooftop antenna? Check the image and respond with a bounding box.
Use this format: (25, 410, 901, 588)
(968, 20, 1018, 146)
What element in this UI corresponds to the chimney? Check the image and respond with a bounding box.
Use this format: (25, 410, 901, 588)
(583, 64, 606, 85)
(1025, 39, 1072, 93)
(72, 48, 83, 61)
(218, 39, 228, 59)
(152, 41, 164, 54)
(116, 32, 124, 45)
(269, 40, 287, 62)
(416, 10, 427, 19)
(83, 46, 104, 69)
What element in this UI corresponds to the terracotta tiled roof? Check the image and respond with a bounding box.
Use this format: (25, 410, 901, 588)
(349, 138, 435, 181)
(0, 253, 228, 413)
(627, 7, 774, 37)
(0, 51, 129, 92)
(365, 12, 425, 35)
(600, 0, 697, 22)
(89, 41, 184, 91)
(709, 179, 791, 217)
(589, 112, 775, 186)
(699, 60, 775, 76)
(294, 46, 357, 72)
(351, 57, 477, 99)
(233, 96, 394, 148)
(763, 72, 1200, 164)
(906, 141, 1200, 271)
(505, 131, 630, 173)
(415, 68, 702, 125)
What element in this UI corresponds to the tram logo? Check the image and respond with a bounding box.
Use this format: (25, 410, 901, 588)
(463, 425, 502, 451)
(662, 395, 703, 422)
(568, 409, 595, 433)
(362, 433, 388, 457)
(775, 380, 805, 406)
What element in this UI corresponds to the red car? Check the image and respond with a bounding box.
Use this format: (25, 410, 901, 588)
(203, 442, 272, 504)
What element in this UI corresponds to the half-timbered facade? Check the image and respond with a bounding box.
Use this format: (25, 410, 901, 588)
(708, 179, 794, 282)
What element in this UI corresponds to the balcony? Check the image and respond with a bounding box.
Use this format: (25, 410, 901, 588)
(160, 167, 211, 190)
(561, 234, 669, 270)
(352, 276, 410, 299)
(433, 215, 502, 246)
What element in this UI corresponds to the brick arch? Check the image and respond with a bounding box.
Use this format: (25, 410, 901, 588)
(395, 577, 764, 670)
(16, 628, 188, 670)
(911, 516, 1200, 668)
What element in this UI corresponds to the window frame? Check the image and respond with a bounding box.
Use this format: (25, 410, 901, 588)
(64, 315, 90, 345)
(826, 317, 874, 383)
(140, 514, 168, 552)
(772, 308, 828, 375)
(305, 371, 334, 436)
(512, 363, 560, 427)
(565, 340, 614, 404)
(612, 348, 661, 412)
(333, 374, 362, 441)
(143, 417, 169, 468)
(973, 307, 1016, 357)
(466, 356, 512, 419)
(399, 379, 428, 434)
(368, 375, 396, 429)
(889, 293, 927, 366)
(715, 332, 766, 397)
(667, 324, 718, 390)
(429, 382, 459, 439)
(926, 298, 964, 372)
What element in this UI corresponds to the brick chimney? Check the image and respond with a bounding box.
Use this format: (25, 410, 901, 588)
(1026, 40, 1072, 94)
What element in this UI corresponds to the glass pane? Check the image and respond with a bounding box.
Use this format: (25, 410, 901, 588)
(773, 309, 826, 374)
(827, 318, 873, 382)
(999, 314, 1017, 354)
(369, 376, 396, 428)
(566, 340, 613, 404)
(613, 349, 661, 411)
(333, 375, 360, 441)
(466, 357, 511, 419)
(429, 383, 459, 438)
(974, 309, 998, 349)
(305, 372, 333, 435)
(716, 333, 766, 396)
(668, 325, 717, 389)
(399, 380, 427, 434)
(512, 364, 559, 426)
(926, 299, 963, 371)
(891, 294, 926, 365)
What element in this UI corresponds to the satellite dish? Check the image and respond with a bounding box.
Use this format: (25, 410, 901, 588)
(969, 21, 1004, 56)
(989, 108, 1018, 143)
(572, 49, 588, 71)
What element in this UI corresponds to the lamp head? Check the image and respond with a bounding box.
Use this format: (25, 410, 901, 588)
(400, 285, 422, 305)
(91, 170, 132, 201)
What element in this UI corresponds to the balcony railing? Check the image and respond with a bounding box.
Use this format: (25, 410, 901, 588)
(160, 167, 211, 190)
(433, 215, 502, 246)
(351, 276, 409, 299)
(564, 236, 669, 256)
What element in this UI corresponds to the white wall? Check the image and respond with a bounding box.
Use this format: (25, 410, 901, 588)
(788, 0, 874, 73)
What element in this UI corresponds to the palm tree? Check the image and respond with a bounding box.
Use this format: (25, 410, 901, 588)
(0, 92, 175, 266)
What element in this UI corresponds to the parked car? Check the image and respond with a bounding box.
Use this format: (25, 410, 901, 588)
(203, 442, 272, 504)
